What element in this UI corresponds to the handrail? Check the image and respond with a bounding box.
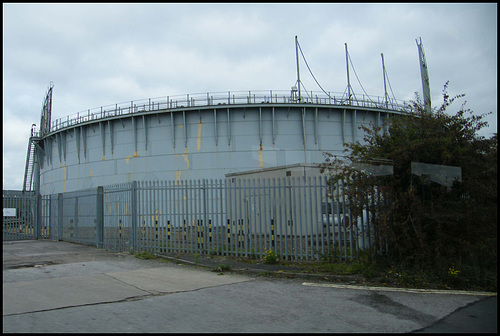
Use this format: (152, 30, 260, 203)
(46, 90, 410, 136)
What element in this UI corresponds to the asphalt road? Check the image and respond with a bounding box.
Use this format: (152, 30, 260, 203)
(3, 240, 497, 333)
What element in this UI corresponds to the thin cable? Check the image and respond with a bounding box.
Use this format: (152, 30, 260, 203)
(301, 81, 312, 101)
(297, 41, 334, 101)
(348, 53, 376, 103)
(296, 39, 376, 106)
(295, 76, 312, 101)
(340, 86, 349, 103)
(384, 68, 398, 108)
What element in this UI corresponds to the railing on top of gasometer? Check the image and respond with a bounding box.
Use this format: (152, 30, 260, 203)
(47, 90, 410, 136)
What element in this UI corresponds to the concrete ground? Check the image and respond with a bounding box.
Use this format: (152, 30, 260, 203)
(3, 240, 497, 333)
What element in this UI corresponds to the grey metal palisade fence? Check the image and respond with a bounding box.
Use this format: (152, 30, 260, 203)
(3, 190, 38, 241)
(4, 177, 386, 260)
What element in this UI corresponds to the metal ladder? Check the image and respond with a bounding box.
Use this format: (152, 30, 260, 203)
(23, 129, 41, 193)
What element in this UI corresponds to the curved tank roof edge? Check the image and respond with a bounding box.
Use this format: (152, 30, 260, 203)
(43, 101, 409, 138)
(41, 89, 410, 138)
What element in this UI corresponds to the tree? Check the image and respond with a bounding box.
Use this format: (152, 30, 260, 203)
(321, 82, 497, 282)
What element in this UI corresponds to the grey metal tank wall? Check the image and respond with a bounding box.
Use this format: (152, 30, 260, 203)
(39, 105, 386, 195)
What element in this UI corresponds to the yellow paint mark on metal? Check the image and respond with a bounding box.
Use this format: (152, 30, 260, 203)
(125, 151, 140, 164)
(89, 170, 93, 177)
(197, 120, 202, 151)
(177, 124, 184, 129)
(258, 143, 264, 168)
(182, 147, 190, 168)
(175, 170, 181, 185)
(151, 209, 161, 222)
(102, 155, 106, 161)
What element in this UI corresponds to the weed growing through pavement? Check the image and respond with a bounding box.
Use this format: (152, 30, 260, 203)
(263, 249, 278, 264)
(212, 264, 232, 272)
(134, 251, 157, 260)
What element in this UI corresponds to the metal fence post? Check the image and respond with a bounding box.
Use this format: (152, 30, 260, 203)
(50, 194, 56, 240)
(96, 186, 104, 248)
(34, 193, 41, 239)
(58, 193, 63, 240)
(73, 196, 79, 240)
(131, 181, 138, 252)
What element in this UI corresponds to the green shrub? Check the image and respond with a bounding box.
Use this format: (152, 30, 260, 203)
(263, 249, 278, 264)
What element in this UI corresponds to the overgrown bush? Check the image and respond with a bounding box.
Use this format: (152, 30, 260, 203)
(321, 82, 497, 291)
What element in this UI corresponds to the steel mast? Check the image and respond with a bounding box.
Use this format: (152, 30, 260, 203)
(416, 37, 431, 113)
(295, 36, 302, 102)
(381, 53, 389, 111)
(345, 43, 352, 105)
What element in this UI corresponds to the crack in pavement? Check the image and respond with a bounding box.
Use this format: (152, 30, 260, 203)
(2, 293, 157, 317)
(3, 273, 254, 317)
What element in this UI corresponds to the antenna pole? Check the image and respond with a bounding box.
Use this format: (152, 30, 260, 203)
(295, 36, 301, 102)
(345, 43, 351, 105)
(381, 53, 389, 110)
(416, 37, 431, 113)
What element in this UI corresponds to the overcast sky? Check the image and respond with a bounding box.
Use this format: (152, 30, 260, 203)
(3, 3, 497, 191)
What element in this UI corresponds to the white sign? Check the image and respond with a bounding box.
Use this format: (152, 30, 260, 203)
(3, 208, 17, 217)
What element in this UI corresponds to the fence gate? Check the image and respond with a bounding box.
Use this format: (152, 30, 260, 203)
(3, 190, 37, 241)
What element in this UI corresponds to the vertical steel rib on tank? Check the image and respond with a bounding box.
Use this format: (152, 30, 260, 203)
(38, 90, 407, 195)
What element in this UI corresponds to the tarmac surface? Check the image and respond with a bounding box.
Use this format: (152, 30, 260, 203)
(3, 240, 497, 333)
